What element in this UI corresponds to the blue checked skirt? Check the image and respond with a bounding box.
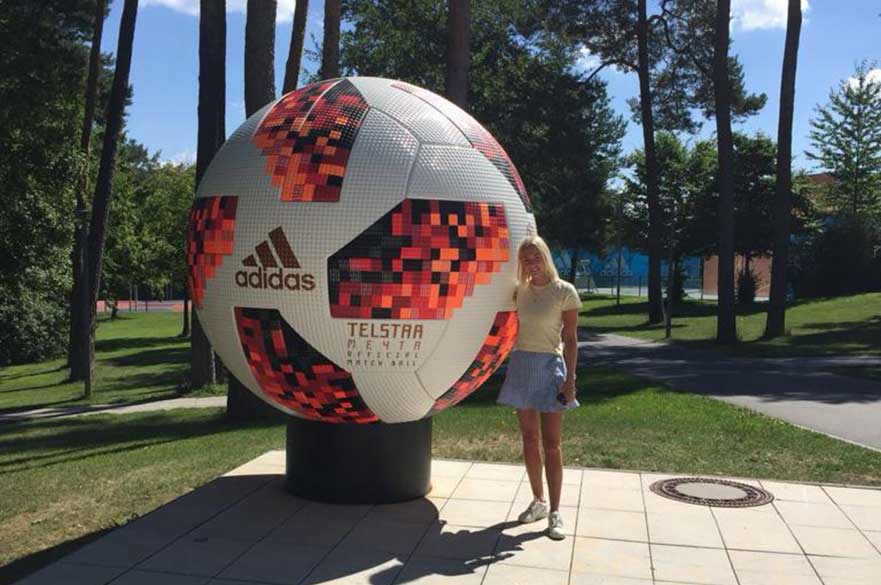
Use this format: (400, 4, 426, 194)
(497, 350, 579, 412)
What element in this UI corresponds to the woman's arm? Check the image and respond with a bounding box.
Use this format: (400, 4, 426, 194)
(560, 308, 579, 403)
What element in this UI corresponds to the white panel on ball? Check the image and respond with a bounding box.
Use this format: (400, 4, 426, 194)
(351, 371, 436, 423)
(296, 107, 419, 253)
(348, 77, 470, 146)
(408, 145, 521, 206)
(195, 101, 276, 199)
(407, 144, 536, 246)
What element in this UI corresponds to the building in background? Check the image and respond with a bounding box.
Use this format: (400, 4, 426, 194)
(553, 247, 772, 300)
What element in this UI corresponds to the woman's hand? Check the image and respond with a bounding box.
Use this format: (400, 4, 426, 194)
(561, 308, 579, 405)
(561, 378, 576, 404)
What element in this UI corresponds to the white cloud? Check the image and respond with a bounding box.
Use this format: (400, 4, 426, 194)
(848, 68, 881, 90)
(140, 0, 199, 16)
(574, 46, 602, 74)
(732, 0, 809, 31)
(141, 0, 299, 23)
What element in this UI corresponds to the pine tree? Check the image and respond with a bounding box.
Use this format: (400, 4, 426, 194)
(807, 62, 881, 216)
(84, 0, 140, 379)
(245, 0, 276, 115)
(283, 0, 309, 93)
(446, 0, 470, 109)
(765, 0, 802, 339)
(69, 0, 107, 386)
(321, 0, 341, 79)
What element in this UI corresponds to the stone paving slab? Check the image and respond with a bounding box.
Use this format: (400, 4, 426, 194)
(14, 452, 881, 585)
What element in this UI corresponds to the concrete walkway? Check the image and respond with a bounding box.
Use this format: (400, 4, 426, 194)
(16, 452, 881, 585)
(584, 334, 881, 452)
(0, 396, 227, 423)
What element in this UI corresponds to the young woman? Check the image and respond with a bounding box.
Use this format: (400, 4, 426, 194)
(497, 235, 581, 540)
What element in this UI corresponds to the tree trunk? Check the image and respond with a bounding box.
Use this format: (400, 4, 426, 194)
(191, 311, 215, 386)
(713, 0, 737, 344)
(283, 0, 309, 93)
(637, 0, 663, 325)
(215, 354, 226, 383)
(180, 289, 190, 337)
(68, 0, 106, 382)
(321, 0, 341, 79)
(446, 0, 470, 109)
(569, 248, 579, 285)
(765, 0, 802, 339)
(616, 245, 622, 307)
(76, 214, 92, 396)
(191, 0, 226, 388)
(84, 0, 139, 381)
(197, 0, 226, 186)
(245, 0, 276, 116)
(664, 256, 676, 339)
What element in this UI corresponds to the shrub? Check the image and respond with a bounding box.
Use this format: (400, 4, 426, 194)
(0, 270, 69, 366)
(805, 216, 881, 297)
(737, 266, 759, 305)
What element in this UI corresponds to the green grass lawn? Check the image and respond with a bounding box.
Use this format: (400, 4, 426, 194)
(581, 292, 881, 357)
(3, 311, 881, 582)
(0, 312, 223, 414)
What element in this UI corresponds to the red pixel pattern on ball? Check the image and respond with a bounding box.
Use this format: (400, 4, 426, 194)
(253, 79, 369, 202)
(253, 79, 338, 199)
(328, 199, 509, 320)
(391, 81, 533, 213)
(430, 311, 519, 413)
(186, 196, 238, 309)
(235, 307, 378, 424)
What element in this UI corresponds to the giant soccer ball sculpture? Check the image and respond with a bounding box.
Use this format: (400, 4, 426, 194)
(187, 77, 535, 425)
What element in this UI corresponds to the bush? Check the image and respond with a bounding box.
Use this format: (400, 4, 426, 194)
(799, 216, 881, 297)
(737, 267, 759, 305)
(662, 263, 687, 303)
(0, 268, 70, 366)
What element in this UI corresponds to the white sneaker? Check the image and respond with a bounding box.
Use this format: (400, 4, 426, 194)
(517, 498, 548, 523)
(547, 510, 565, 540)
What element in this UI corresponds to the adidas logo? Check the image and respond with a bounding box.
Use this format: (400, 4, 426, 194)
(235, 227, 316, 291)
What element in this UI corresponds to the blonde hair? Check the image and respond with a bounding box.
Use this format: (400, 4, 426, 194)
(516, 235, 559, 287)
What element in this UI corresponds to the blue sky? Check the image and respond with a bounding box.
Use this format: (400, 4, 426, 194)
(104, 0, 880, 173)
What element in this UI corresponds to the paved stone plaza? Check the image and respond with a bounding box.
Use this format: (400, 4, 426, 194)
(16, 452, 881, 584)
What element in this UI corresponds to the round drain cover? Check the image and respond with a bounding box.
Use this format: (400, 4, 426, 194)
(649, 477, 774, 508)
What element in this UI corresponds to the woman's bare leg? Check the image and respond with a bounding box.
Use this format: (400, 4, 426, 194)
(541, 411, 564, 511)
(517, 409, 543, 501)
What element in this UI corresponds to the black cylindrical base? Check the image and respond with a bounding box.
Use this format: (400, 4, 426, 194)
(285, 417, 432, 505)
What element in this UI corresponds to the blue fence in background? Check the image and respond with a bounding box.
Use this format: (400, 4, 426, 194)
(551, 248, 705, 297)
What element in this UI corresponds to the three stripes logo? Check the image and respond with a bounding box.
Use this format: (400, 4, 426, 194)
(235, 227, 316, 291)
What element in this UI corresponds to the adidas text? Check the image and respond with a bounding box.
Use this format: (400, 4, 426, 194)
(235, 267, 316, 291)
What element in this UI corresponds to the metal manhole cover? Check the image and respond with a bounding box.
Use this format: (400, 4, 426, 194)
(650, 477, 774, 508)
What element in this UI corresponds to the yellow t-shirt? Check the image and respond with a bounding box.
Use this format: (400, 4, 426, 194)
(513, 279, 582, 356)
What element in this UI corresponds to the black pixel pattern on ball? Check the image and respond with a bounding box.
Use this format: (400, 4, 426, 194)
(235, 307, 379, 423)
